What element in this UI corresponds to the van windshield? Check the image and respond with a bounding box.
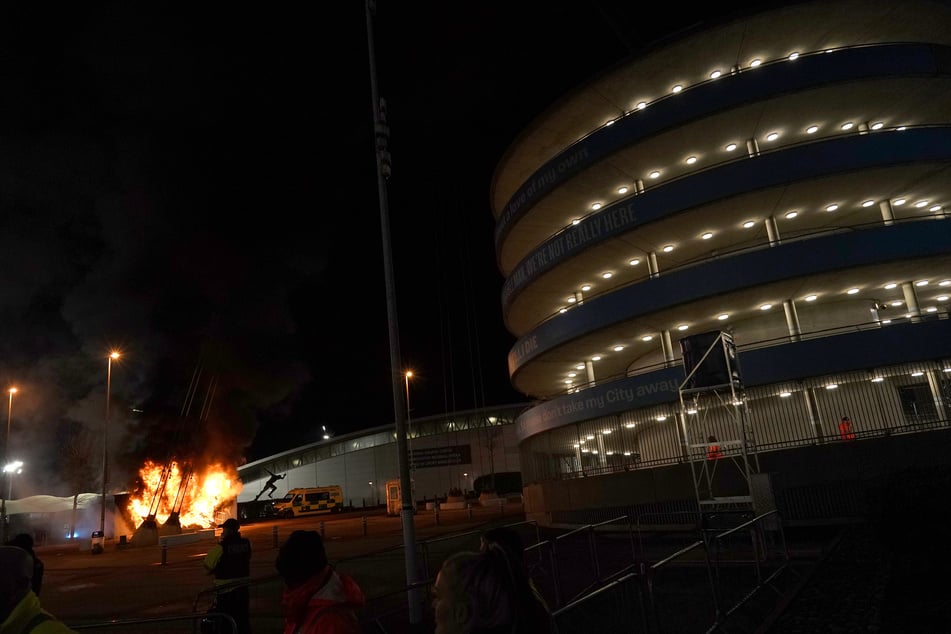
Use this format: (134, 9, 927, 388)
(279, 493, 294, 503)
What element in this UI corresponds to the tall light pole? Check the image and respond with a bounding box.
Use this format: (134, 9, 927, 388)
(97, 351, 120, 552)
(404, 370, 414, 474)
(365, 0, 421, 624)
(1, 387, 17, 543)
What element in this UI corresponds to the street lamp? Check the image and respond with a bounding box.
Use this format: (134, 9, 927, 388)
(4, 460, 23, 500)
(404, 370, 414, 472)
(97, 351, 120, 553)
(1, 387, 17, 543)
(368, 481, 374, 507)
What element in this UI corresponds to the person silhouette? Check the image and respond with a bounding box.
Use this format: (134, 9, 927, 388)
(256, 469, 286, 500)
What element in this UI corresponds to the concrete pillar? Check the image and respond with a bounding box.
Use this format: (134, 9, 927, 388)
(662, 330, 675, 367)
(783, 300, 801, 342)
(746, 138, 760, 157)
(648, 252, 659, 279)
(585, 360, 596, 387)
(766, 216, 781, 246)
(879, 200, 895, 226)
(926, 370, 949, 422)
(902, 282, 921, 322)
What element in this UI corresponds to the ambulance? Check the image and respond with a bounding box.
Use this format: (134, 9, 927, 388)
(272, 486, 344, 518)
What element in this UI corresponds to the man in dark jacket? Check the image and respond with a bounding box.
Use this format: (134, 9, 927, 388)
(203, 518, 252, 634)
(5, 533, 44, 596)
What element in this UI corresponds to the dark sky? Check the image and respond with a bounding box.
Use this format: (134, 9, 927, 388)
(0, 2, 760, 493)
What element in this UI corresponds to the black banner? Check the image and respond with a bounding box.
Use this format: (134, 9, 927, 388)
(409, 445, 471, 470)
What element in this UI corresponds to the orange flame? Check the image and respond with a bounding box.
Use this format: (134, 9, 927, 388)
(127, 460, 243, 528)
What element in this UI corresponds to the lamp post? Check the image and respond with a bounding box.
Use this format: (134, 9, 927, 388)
(1, 387, 17, 543)
(4, 460, 22, 500)
(368, 480, 374, 507)
(97, 351, 120, 553)
(404, 370, 414, 473)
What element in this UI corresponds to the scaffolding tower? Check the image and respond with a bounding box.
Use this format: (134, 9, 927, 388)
(677, 331, 772, 528)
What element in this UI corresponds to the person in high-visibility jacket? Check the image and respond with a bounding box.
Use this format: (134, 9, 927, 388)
(203, 518, 252, 634)
(706, 435, 723, 460)
(838, 416, 856, 441)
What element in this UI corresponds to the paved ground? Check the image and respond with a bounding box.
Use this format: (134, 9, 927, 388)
(36, 505, 516, 633)
(31, 500, 951, 634)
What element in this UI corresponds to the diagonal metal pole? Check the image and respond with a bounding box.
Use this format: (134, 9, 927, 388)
(365, 0, 422, 625)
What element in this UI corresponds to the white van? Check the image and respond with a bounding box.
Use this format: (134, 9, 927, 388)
(272, 486, 344, 518)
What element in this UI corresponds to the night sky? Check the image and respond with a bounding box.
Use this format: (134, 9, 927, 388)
(0, 2, 763, 494)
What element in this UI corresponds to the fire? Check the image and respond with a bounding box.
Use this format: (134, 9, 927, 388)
(127, 460, 243, 529)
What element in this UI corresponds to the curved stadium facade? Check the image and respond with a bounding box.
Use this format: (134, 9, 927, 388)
(492, 0, 951, 524)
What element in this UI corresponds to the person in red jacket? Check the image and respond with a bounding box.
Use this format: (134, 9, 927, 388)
(839, 416, 856, 441)
(275, 530, 365, 634)
(706, 435, 723, 460)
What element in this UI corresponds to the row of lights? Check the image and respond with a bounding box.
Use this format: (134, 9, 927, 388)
(575, 120, 902, 228)
(561, 279, 951, 389)
(566, 366, 951, 441)
(560, 200, 947, 314)
(572, 42, 901, 228)
(776, 367, 951, 397)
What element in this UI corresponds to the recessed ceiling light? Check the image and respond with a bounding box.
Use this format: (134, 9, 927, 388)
(590, 356, 601, 362)
(602, 272, 613, 279)
(884, 283, 897, 289)
(912, 371, 924, 377)
(805, 294, 818, 301)
(915, 200, 929, 208)
(613, 346, 624, 352)
(605, 119, 615, 126)
(717, 313, 729, 320)
(937, 295, 949, 301)
(701, 231, 713, 239)
(559, 307, 567, 314)
(743, 220, 756, 228)
(749, 59, 761, 67)
(677, 324, 688, 331)
(591, 202, 602, 210)
(841, 122, 854, 130)
(671, 85, 683, 93)
(847, 287, 859, 294)
(826, 384, 838, 390)
(890, 300, 903, 306)
(871, 376, 884, 383)
(726, 143, 738, 152)
(806, 125, 819, 134)
(564, 379, 573, 384)
(862, 200, 875, 207)
(760, 303, 772, 310)
(710, 70, 721, 79)
(624, 423, 636, 429)
(941, 280, 951, 287)
(685, 156, 697, 164)
(788, 52, 800, 60)
(567, 297, 577, 303)
(649, 170, 661, 179)
(893, 198, 906, 206)
(930, 205, 943, 213)
(641, 335, 653, 342)
(766, 132, 779, 141)
(581, 284, 592, 291)
(628, 258, 641, 266)
(915, 280, 929, 287)
(656, 415, 667, 421)
(785, 210, 798, 219)
(567, 372, 576, 378)
(779, 391, 792, 397)
(662, 245, 674, 252)
(871, 122, 884, 130)
(826, 204, 839, 212)
(571, 218, 581, 225)
(636, 101, 647, 110)
(617, 186, 629, 194)
(576, 364, 585, 370)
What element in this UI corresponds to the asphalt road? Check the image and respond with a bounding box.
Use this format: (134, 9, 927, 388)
(37, 504, 522, 633)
